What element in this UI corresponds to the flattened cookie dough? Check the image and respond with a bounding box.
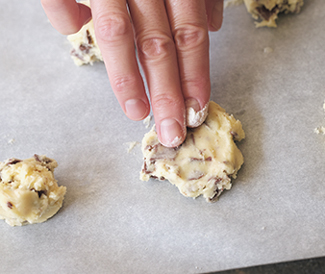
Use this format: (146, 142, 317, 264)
(0, 155, 66, 226)
(140, 101, 245, 202)
(243, 0, 304, 27)
(67, 1, 103, 66)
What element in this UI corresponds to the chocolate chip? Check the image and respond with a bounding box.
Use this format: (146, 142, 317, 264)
(34, 154, 41, 162)
(7, 202, 13, 209)
(31, 188, 47, 198)
(142, 161, 153, 174)
(6, 158, 21, 166)
(34, 154, 52, 164)
(71, 49, 84, 61)
(79, 44, 92, 53)
(230, 131, 238, 139)
(256, 5, 279, 21)
(208, 190, 219, 202)
(190, 157, 212, 162)
(150, 175, 165, 181)
(188, 174, 204, 181)
(86, 30, 93, 44)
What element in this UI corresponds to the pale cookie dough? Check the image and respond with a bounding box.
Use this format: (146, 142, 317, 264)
(67, 1, 103, 66)
(243, 0, 304, 27)
(140, 101, 245, 202)
(0, 155, 66, 226)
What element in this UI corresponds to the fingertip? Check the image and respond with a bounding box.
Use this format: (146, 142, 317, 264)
(78, 3, 92, 26)
(157, 118, 186, 148)
(125, 99, 150, 121)
(207, 0, 224, 32)
(185, 98, 209, 128)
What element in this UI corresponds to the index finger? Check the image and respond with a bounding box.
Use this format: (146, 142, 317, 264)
(90, 0, 150, 121)
(41, 0, 92, 35)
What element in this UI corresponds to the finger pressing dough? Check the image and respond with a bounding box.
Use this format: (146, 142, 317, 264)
(67, 1, 103, 66)
(243, 0, 304, 27)
(140, 101, 245, 202)
(0, 155, 66, 226)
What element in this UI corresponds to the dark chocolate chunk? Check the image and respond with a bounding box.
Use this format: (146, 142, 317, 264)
(6, 158, 21, 166)
(7, 202, 13, 209)
(256, 5, 279, 21)
(31, 188, 47, 198)
(86, 30, 93, 44)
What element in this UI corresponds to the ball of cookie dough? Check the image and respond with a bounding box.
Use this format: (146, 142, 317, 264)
(0, 155, 66, 226)
(67, 1, 103, 66)
(140, 101, 245, 202)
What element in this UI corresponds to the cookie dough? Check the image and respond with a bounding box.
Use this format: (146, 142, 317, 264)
(140, 101, 245, 202)
(243, 0, 304, 27)
(67, 1, 103, 66)
(0, 155, 66, 226)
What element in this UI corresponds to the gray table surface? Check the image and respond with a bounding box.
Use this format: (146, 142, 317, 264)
(1, 0, 325, 273)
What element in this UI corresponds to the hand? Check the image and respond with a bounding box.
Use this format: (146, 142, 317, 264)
(41, 0, 224, 147)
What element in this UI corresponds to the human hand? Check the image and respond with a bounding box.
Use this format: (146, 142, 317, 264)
(41, 0, 224, 147)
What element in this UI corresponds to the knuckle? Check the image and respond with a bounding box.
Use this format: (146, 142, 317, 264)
(137, 33, 175, 61)
(112, 74, 137, 93)
(95, 13, 130, 43)
(182, 75, 210, 91)
(152, 93, 183, 112)
(174, 24, 208, 51)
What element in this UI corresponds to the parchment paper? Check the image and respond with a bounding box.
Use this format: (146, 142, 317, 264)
(1, 1, 325, 273)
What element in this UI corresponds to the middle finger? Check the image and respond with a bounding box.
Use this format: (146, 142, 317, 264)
(128, 0, 186, 147)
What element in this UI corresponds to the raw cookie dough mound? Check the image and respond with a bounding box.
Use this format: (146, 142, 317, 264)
(67, 1, 103, 66)
(243, 0, 304, 27)
(0, 155, 66, 226)
(140, 101, 245, 202)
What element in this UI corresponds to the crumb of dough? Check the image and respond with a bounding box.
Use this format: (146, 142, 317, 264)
(243, 0, 304, 28)
(315, 100, 325, 135)
(8, 138, 15, 144)
(140, 101, 245, 202)
(126, 141, 140, 153)
(264, 47, 273, 53)
(0, 155, 66, 226)
(224, 0, 244, 8)
(315, 127, 325, 135)
(143, 116, 152, 129)
(67, 1, 103, 66)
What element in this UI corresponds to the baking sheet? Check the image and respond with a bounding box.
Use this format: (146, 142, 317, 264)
(1, 0, 325, 273)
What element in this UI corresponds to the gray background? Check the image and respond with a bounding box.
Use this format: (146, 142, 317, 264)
(1, 0, 325, 273)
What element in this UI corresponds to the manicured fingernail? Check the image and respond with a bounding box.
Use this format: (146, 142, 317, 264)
(159, 118, 184, 147)
(186, 99, 209, 128)
(125, 99, 148, 120)
(210, 3, 223, 31)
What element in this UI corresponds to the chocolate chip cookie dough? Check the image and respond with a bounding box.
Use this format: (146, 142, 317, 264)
(243, 0, 304, 27)
(0, 155, 66, 226)
(67, 1, 102, 66)
(140, 101, 245, 202)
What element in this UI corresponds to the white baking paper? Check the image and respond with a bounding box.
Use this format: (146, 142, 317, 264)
(1, 0, 325, 273)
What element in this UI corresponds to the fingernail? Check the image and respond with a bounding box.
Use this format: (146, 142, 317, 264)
(186, 99, 209, 128)
(159, 118, 184, 147)
(125, 99, 148, 120)
(210, 3, 223, 31)
(185, 98, 200, 112)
